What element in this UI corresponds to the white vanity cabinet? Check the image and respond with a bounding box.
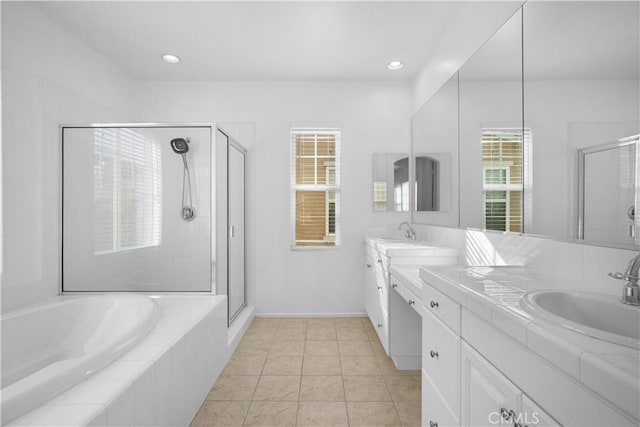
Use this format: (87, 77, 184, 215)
(461, 342, 559, 427)
(364, 242, 390, 353)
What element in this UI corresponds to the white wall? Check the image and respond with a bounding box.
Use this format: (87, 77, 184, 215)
(133, 81, 413, 315)
(1, 2, 134, 312)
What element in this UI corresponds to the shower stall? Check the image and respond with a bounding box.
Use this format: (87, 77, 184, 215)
(60, 124, 246, 324)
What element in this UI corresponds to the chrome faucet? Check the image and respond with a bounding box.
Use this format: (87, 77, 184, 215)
(608, 252, 640, 305)
(398, 221, 417, 240)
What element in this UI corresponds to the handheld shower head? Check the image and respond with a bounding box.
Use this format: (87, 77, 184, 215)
(170, 137, 190, 154)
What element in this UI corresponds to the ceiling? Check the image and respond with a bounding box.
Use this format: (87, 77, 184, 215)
(34, 1, 479, 82)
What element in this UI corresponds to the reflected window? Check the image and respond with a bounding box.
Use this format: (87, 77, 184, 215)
(373, 181, 388, 211)
(481, 128, 531, 232)
(93, 128, 162, 253)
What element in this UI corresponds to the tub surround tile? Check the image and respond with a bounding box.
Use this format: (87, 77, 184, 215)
(106, 387, 135, 426)
(296, 402, 349, 427)
(9, 404, 106, 427)
(299, 375, 345, 401)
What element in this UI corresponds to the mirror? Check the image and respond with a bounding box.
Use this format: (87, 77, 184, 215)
(458, 8, 523, 232)
(412, 1, 640, 249)
(372, 153, 410, 212)
(522, 1, 639, 246)
(411, 74, 459, 225)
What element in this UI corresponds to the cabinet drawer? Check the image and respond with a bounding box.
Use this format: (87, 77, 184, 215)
(392, 279, 425, 317)
(365, 242, 380, 261)
(423, 369, 460, 427)
(521, 395, 560, 427)
(423, 309, 460, 416)
(422, 283, 460, 334)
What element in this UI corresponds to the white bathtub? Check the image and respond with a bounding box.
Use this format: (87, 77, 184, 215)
(1, 294, 160, 425)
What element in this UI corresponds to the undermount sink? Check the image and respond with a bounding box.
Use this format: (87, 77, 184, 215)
(520, 290, 640, 349)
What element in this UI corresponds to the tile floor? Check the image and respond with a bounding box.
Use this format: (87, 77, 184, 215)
(191, 317, 421, 426)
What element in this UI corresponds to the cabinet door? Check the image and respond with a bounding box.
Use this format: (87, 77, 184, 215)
(461, 342, 521, 427)
(364, 255, 376, 318)
(521, 395, 560, 427)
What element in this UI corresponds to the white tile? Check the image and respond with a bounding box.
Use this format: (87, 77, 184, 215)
(135, 398, 157, 426)
(525, 323, 582, 378)
(552, 241, 584, 282)
(98, 360, 151, 381)
(9, 404, 103, 427)
(583, 245, 623, 295)
(119, 345, 168, 362)
(155, 347, 173, 393)
(50, 377, 128, 405)
(106, 387, 134, 427)
(133, 366, 156, 421)
(87, 408, 107, 427)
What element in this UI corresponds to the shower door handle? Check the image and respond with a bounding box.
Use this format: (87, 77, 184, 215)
(230, 225, 235, 238)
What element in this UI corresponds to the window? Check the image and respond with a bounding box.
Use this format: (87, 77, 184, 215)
(291, 128, 340, 247)
(481, 128, 531, 232)
(93, 128, 162, 253)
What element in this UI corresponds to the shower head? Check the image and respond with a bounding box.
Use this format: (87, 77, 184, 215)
(170, 138, 190, 154)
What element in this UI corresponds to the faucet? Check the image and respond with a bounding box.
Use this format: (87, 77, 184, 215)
(398, 221, 417, 240)
(608, 252, 640, 305)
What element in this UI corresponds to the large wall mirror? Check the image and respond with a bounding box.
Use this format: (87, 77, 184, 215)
(412, 1, 640, 250)
(411, 74, 458, 225)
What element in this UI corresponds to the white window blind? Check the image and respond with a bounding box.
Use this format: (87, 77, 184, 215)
(481, 128, 531, 232)
(93, 128, 162, 253)
(290, 128, 341, 247)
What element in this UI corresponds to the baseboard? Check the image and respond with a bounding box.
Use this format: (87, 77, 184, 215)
(254, 312, 367, 318)
(391, 355, 422, 370)
(227, 306, 255, 355)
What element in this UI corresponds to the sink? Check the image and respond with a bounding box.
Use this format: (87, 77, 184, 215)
(520, 290, 640, 349)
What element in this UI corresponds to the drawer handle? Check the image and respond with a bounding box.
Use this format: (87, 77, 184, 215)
(429, 421, 438, 427)
(377, 259, 382, 263)
(377, 286, 383, 290)
(366, 263, 372, 268)
(408, 300, 415, 306)
(377, 323, 382, 328)
(392, 284, 397, 289)
(430, 300, 439, 308)
(500, 408, 510, 420)
(430, 350, 439, 358)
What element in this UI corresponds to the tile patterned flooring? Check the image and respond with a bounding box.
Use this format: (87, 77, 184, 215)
(191, 317, 421, 426)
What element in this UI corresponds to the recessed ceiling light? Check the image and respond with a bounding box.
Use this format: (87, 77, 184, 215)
(162, 54, 181, 64)
(387, 60, 404, 71)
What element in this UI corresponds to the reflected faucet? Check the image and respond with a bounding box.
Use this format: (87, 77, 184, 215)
(398, 221, 417, 240)
(608, 252, 640, 305)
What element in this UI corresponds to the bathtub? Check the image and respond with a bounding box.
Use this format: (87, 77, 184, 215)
(5, 294, 228, 427)
(1, 294, 160, 425)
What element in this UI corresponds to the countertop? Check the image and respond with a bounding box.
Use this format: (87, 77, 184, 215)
(390, 264, 640, 421)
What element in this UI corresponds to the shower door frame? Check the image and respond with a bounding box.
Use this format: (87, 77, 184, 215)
(577, 135, 638, 242)
(58, 122, 218, 295)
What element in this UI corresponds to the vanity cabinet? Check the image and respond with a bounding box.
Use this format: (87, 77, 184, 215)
(461, 342, 559, 427)
(364, 244, 389, 353)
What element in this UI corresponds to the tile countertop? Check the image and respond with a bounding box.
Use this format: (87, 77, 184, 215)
(391, 265, 640, 421)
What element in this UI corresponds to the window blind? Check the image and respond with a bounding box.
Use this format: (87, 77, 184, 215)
(291, 128, 341, 247)
(481, 128, 531, 233)
(93, 128, 162, 253)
